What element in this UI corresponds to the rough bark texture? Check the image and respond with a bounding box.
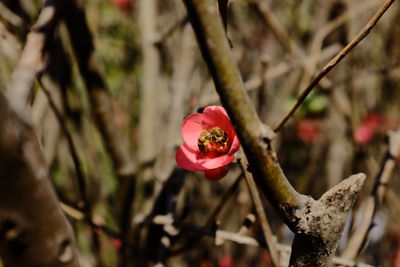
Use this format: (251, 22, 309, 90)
(289, 174, 365, 266)
(0, 91, 81, 267)
(0, 1, 81, 266)
(61, 1, 136, 265)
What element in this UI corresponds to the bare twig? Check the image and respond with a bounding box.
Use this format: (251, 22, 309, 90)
(342, 129, 400, 260)
(0, 1, 24, 27)
(40, 82, 89, 210)
(183, 0, 366, 264)
(249, 0, 303, 57)
(273, 0, 396, 132)
(141, 215, 375, 267)
(170, 173, 242, 255)
(60, 203, 119, 238)
(154, 15, 189, 46)
(0, 0, 81, 265)
(61, 1, 137, 264)
(238, 153, 280, 267)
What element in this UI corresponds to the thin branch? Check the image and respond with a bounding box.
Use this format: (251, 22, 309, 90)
(249, 0, 303, 57)
(40, 81, 89, 211)
(273, 0, 396, 132)
(341, 128, 400, 260)
(170, 173, 242, 255)
(238, 154, 280, 267)
(141, 215, 375, 267)
(153, 15, 189, 46)
(183, 0, 303, 220)
(61, 1, 137, 263)
(0, 0, 80, 265)
(183, 1, 366, 264)
(0, 1, 24, 28)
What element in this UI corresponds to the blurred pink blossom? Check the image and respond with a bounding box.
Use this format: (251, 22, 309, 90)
(297, 119, 321, 144)
(354, 113, 383, 144)
(218, 255, 234, 267)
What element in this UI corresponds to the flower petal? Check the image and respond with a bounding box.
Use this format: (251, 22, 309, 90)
(196, 152, 235, 169)
(202, 106, 233, 134)
(203, 106, 239, 150)
(228, 134, 240, 155)
(176, 144, 235, 171)
(181, 113, 204, 151)
(176, 144, 207, 171)
(204, 165, 230, 181)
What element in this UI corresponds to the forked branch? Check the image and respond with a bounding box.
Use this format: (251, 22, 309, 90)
(182, 0, 366, 265)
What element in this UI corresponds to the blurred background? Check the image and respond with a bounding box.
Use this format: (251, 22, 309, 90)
(0, 0, 399, 266)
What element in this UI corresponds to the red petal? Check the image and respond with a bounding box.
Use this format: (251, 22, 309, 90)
(203, 106, 234, 135)
(354, 124, 374, 144)
(181, 113, 204, 151)
(176, 144, 235, 171)
(204, 165, 230, 181)
(228, 134, 240, 155)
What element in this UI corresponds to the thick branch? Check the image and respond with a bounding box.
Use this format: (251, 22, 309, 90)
(183, 0, 303, 223)
(61, 1, 136, 263)
(183, 1, 366, 265)
(0, 1, 80, 265)
(289, 174, 365, 266)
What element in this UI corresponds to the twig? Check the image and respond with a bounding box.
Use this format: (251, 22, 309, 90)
(61, 1, 137, 263)
(0, 0, 81, 265)
(206, 173, 242, 227)
(0, 1, 24, 28)
(238, 153, 280, 267)
(273, 0, 396, 132)
(154, 15, 189, 46)
(305, 0, 380, 82)
(341, 129, 400, 260)
(184, 0, 366, 264)
(39, 81, 90, 214)
(39, 77, 104, 258)
(60, 203, 120, 238)
(249, 0, 303, 57)
(142, 215, 375, 267)
(170, 173, 242, 255)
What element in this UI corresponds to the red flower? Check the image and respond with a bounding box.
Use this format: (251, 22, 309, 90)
(113, 0, 133, 11)
(176, 106, 240, 181)
(353, 113, 383, 144)
(297, 119, 321, 144)
(354, 124, 374, 144)
(218, 255, 234, 267)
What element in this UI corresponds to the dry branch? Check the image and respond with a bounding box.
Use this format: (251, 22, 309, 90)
(238, 154, 279, 266)
(0, 1, 80, 266)
(61, 1, 137, 264)
(273, 0, 396, 132)
(341, 128, 400, 260)
(182, 0, 366, 265)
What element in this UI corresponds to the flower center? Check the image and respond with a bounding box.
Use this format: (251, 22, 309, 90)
(198, 127, 229, 154)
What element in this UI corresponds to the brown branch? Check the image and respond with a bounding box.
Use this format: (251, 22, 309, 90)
(61, 1, 137, 264)
(39, 81, 89, 211)
(249, 0, 304, 57)
(183, 0, 366, 265)
(154, 15, 189, 46)
(170, 173, 242, 255)
(141, 215, 374, 267)
(0, 1, 80, 265)
(273, 0, 396, 132)
(183, 0, 302, 217)
(341, 128, 400, 260)
(238, 154, 280, 267)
